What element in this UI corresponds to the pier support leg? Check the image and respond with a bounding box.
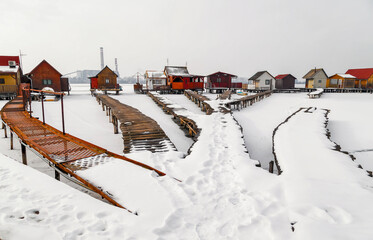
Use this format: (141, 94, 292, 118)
(269, 161, 274, 173)
(4, 125, 7, 138)
(55, 170, 60, 181)
(10, 132, 13, 150)
(113, 116, 119, 134)
(21, 143, 27, 165)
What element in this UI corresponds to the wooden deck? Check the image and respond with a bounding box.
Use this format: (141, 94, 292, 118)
(94, 94, 176, 153)
(1, 95, 166, 211)
(219, 90, 232, 100)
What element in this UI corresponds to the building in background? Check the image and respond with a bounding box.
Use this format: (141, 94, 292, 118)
(345, 68, 373, 89)
(275, 74, 296, 89)
(27, 60, 70, 93)
(89, 66, 119, 93)
(164, 66, 204, 92)
(248, 71, 276, 90)
(206, 71, 239, 93)
(0, 56, 22, 98)
(327, 74, 356, 88)
(144, 70, 167, 90)
(303, 68, 328, 89)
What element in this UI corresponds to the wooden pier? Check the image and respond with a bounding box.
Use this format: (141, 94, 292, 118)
(1, 92, 167, 211)
(225, 90, 272, 110)
(147, 92, 199, 140)
(184, 90, 214, 115)
(95, 94, 176, 153)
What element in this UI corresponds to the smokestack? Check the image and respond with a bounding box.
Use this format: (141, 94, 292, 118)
(115, 58, 119, 77)
(100, 47, 104, 69)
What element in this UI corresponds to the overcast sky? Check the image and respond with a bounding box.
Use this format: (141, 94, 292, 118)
(1, 0, 373, 79)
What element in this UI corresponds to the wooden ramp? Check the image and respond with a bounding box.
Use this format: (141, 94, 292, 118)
(95, 94, 176, 153)
(1, 96, 167, 212)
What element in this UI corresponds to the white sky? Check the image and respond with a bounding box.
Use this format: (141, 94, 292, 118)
(1, 0, 373, 79)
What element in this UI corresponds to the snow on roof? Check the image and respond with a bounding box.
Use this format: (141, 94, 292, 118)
(145, 70, 166, 79)
(0, 65, 19, 73)
(335, 73, 356, 79)
(164, 66, 191, 76)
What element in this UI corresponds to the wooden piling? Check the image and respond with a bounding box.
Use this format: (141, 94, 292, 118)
(10, 131, 13, 150)
(21, 143, 27, 165)
(55, 170, 60, 181)
(269, 161, 274, 173)
(4, 125, 7, 138)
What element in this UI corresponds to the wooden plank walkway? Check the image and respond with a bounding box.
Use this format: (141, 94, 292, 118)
(184, 90, 214, 115)
(94, 94, 176, 153)
(1, 95, 166, 211)
(219, 90, 232, 100)
(225, 90, 272, 110)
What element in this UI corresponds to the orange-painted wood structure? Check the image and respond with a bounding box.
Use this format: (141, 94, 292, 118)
(1, 89, 166, 211)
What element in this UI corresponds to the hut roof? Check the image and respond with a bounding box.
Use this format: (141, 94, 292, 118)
(303, 68, 327, 79)
(207, 71, 237, 78)
(28, 60, 62, 76)
(345, 68, 373, 79)
(249, 71, 274, 80)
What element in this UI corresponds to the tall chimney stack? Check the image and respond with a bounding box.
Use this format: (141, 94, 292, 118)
(100, 47, 104, 69)
(115, 58, 119, 77)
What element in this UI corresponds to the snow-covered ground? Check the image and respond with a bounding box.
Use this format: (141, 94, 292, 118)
(1, 85, 373, 239)
(233, 92, 373, 173)
(274, 107, 373, 239)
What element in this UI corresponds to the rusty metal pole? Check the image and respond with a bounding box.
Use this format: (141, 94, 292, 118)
(61, 94, 65, 135)
(41, 92, 45, 125)
(21, 143, 27, 165)
(10, 131, 13, 150)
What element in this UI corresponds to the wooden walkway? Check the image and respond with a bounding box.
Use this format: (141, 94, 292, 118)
(94, 94, 176, 153)
(225, 90, 272, 110)
(219, 90, 232, 100)
(1, 95, 166, 211)
(184, 90, 214, 115)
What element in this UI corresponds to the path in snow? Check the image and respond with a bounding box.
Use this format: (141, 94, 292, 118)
(233, 92, 373, 172)
(274, 107, 373, 239)
(151, 94, 292, 240)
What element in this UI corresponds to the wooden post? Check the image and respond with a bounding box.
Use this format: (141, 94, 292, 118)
(10, 131, 13, 150)
(113, 116, 119, 134)
(102, 103, 105, 111)
(269, 161, 274, 173)
(55, 170, 60, 181)
(4, 125, 7, 138)
(2, 122, 5, 129)
(21, 143, 27, 165)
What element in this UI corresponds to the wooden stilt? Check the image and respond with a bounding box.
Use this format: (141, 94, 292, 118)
(55, 170, 60, 181)
(10, 131, 13, 150)
(269, 161, 274, 173)
(21, 143, 27, 165)
(4, 125, 7, 138)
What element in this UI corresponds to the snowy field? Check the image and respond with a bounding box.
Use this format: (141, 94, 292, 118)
(234, 92, 373, 172)
(1, 84, 373, 239)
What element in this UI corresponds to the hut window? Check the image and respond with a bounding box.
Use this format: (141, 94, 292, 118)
(217, 78, 221, 83)
(105, 79, 109, 84)
(0, 78, 5, 84)
(42, 79, 52, 85)
(330, 79, 338, 85)
(265, 80, 270, 85)
(318, 80, 322, 83)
